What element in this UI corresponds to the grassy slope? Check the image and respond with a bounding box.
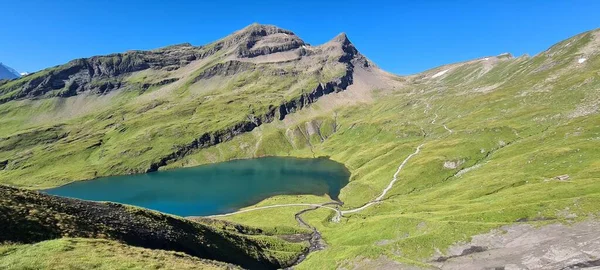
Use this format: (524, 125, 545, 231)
(0, 185, 307, 269)
(0, 238, 240, 270)
(0, 28, 599, 269)
(0, 35, 346, 189)
(166, 30, 600, 268)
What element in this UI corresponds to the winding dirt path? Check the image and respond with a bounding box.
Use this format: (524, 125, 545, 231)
(203, 143, 425, 266)
(431, 113, 438, 124)
(207, 144, 424, 219)
(208, 202, 343, 268)
(443, 124, 453, 134)
(209, 203, 342, 219)
(340, 144, 424, 215)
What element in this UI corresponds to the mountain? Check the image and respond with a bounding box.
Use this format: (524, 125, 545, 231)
(1, 24, 600, 269)
(0, 23, 377, 187)
(0, 62, 20, 80)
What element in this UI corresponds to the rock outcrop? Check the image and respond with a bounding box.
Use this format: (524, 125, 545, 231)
(0, 44, 203, 103)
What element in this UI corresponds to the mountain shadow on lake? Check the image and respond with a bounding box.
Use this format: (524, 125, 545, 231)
(45, 157, 350, 216)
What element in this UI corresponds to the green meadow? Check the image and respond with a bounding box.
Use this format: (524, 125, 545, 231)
(1, 26, 599, 268)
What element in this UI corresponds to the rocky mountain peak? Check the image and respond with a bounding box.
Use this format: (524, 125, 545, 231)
(0, 24, 372, 104)
(236, 23, 296, 38)
(228, 24, 306, 58)
(0, 62, 21, 80)
(322, 32, 368, 67)
(332, 32, 351, 45)
(497, 52, 513, 59)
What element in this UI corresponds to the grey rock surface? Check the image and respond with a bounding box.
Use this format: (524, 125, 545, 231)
(432, 221, 600, 270)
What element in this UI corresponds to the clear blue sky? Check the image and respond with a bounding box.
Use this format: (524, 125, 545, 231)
(2, 0, 599, 75)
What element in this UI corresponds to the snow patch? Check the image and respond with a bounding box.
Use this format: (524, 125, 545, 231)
(578, 58, 587, 64)
(431, 69, 449, 79)
(484, 57, 489, 61)
(20, 72, 29, 76)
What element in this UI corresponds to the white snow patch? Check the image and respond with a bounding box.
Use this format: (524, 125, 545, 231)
(578, 58, 587, 64)
(431, 69, 449, 79)
(20, 72, 29, 76)
(484, 57, 489, 61)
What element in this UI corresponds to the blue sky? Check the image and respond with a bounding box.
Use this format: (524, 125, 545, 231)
(1, 0, 599, 75)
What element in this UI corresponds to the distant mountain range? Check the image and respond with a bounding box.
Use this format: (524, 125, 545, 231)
(0, 62, 20, 80)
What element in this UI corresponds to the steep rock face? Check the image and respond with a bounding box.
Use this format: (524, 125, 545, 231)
(0, 24, 366, 105)
(0, 45, 202, 103)
(213, 24, 306, 58)
(238, 31, 305, 58)
(0, 25, 311, 104)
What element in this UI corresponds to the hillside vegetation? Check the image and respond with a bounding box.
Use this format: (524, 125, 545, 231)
(173, 28, 600, 268)
(0, 24, 359, 188)
(0, 238, 241, 270)
(1, 24, 599, 268)
(0, 185, 307, 269)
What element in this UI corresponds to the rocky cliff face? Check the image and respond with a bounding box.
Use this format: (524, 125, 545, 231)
(0, 45, 202, 102)
(0, 24, 366, 105)
(229, 24, 306, 58)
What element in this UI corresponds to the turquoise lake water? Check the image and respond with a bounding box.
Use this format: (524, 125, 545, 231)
(45, 157, 350, 216)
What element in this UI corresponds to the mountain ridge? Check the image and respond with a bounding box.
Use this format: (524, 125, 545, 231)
(0, 62, 20, 80)
(0, 24, 368, 104)
(0, 23, 382, 188)
(1, 24, 600, 269)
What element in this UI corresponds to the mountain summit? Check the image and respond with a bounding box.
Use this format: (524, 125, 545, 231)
(0, 62, 20, 80)
(0, 24, 378, 105)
